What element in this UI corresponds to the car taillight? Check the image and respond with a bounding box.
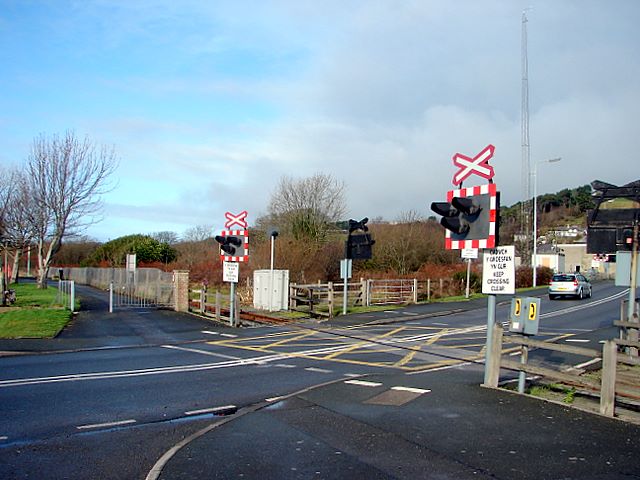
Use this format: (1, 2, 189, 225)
(573, 280, 579, 287)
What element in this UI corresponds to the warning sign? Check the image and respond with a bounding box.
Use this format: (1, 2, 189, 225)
(223, 261, 239, 283)
(482, 246, 515, 295)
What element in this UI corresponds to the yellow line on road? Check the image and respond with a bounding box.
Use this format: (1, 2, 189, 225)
(263, 330, 321, 348)
(394, 329, 449, 367)
(322, 326, 406, 360)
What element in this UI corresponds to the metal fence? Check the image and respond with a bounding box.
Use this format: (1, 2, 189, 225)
(55, 267, 175, 310)
(55, 280, 76, 311)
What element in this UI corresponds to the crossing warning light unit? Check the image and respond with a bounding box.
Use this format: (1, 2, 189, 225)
(346, 217, 375, 260)
(430, 183, 498, 250)
(215, 230, 249, 262)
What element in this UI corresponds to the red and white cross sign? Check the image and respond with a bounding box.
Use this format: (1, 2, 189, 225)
(224, 210, 248, 229)
(452, 144, 495, 186)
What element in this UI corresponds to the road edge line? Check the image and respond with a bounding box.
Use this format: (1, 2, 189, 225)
(144, 375, 366, 480)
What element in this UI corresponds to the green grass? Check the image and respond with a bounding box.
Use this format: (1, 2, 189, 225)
(0, 309, 71, 338)
(11, 282, 63, 307)
(526, 383, 576, 404)
(0, 283, 73, 339)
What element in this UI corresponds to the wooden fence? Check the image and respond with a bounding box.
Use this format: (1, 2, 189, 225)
(189, 288, 238, 325)
(288, 277, 465, 318)
(485, 323, 640, 418)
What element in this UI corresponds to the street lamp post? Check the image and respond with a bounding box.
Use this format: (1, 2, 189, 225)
(269, 230, 278, 311)
(532, 157, 562, 287)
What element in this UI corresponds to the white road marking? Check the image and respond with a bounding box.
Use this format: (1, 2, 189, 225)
(266, 396, 283, 402)
(565, 339, 590, 343)
(275, 364, 297, 368)
(184, 405, 236, 416)
(432, 322, 449, 326)
(220, 333, 237, 338)
(571, 358, 601, 370)
(541, 290, 628, 319)
(402, 312, 419, 316)
(345, 380, 383, 387)
(76, 419, 136, 430)
(407, 362, 472, 375)
(305, 367, 333, 373)
(161, 345, 241, 360)
(201, 331, 219, 335)
(0, 344, 359, 388)
(0, 436, 7, 441)
(343, 373, 361, 377)
(391, 386, 431, 394)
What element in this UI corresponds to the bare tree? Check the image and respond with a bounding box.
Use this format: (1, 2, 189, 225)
(0, 168, 19, 297)
(152, 231, 180, 245)
(176, 224, 215, 270)
(27, 132, 118, 288)
(266, 173, 346, 242)
(182, 225, 213, 243)
(4, 171, 38, 283)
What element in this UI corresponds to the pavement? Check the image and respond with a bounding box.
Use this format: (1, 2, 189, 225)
(3, 283, 640, 479)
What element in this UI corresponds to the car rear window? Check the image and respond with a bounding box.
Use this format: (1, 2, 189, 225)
(552, 275, 575, 282)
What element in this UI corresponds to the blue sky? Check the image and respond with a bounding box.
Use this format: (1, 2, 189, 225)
(1, 0, 639, 241)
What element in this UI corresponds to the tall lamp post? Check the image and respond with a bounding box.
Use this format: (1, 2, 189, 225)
(532, 157, 562, 287)
(269, 230, 278, 311)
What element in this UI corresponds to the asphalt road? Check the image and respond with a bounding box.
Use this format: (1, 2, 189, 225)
(0, 280, 632, 479)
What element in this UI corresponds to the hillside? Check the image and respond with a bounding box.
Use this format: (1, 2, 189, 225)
(499, 184, 594, 245)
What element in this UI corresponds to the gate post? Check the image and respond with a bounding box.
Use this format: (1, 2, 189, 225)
(173, 270, 190, 312)
(483, 322, 503, 388)
(200, 286, 206, 314)
(109, 282, 114, 313)
(600, 340, 617, 417)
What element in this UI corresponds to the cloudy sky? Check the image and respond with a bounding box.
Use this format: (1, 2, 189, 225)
(1, 0, 638, 241)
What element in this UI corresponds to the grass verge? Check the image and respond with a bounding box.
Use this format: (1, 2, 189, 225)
(0, 283, 73, 339)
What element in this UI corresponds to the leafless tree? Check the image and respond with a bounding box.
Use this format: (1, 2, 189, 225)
(0, 168, 19, 297)
(27, 132, 118, 288)
(182, 225, 213, 243)
(266, 173, 346, 242)
(4, 171, 38, 283)
(176, 225, 215, 270)
(152, 231, 180, 245)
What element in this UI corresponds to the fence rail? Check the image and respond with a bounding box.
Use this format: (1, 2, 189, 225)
(189, 288, 237, 325)
(486, 324, 640, 418)
(56, 267, 176, 311)
(289, 281, 364, 318)
(56, 280, 76, 312)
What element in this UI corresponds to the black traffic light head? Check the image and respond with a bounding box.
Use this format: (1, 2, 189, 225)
(348, 217, 369, 233)
(215, 235, 242, 255)
(430, 184, 498, 249)
(430, 202, 458, 217)
(346, 233, 375, 260)
(440, 217, 469, 235)
(451, 197, 481, 216)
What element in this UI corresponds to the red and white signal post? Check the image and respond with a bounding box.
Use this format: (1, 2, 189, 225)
(215, 211, 250, 326)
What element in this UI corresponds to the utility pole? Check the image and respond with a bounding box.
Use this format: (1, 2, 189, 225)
(521, 9, 532, 266)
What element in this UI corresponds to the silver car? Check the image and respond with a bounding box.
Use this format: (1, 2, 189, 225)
(549, 273, 592, 300)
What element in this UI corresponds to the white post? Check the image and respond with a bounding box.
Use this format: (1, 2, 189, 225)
(269, 232, 276, 311)
(532, 161, 538, 287)
(465, 259, 471, 299)
(533, 157, 561, 287)
(70, 280, 75, 312)
(109, 282, 114, 313)
(230, 282, 236, 327)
